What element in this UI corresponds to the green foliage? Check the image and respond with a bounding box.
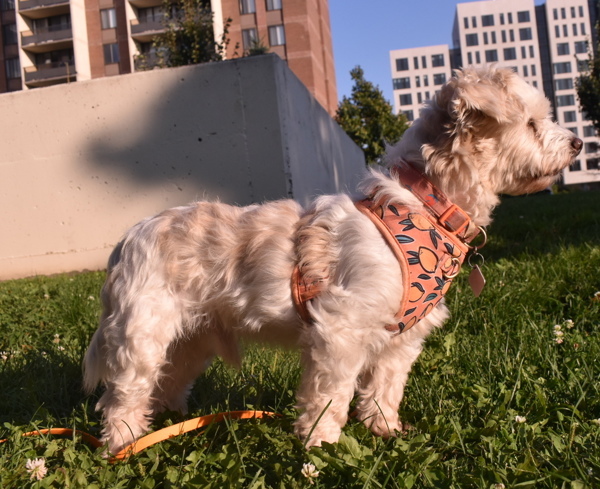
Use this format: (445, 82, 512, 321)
(336, 67, 409, 165)
(140, 0, 231, 69)
(1, 192, 600, 488)
(576, 20, 600, 134)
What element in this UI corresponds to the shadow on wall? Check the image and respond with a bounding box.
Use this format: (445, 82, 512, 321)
(85, 54, 364, 213)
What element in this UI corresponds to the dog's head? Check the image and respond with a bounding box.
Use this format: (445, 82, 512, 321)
(396, 66, 582, 223)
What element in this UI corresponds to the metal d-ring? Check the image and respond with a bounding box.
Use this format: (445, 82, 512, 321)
(467, 226, 488, 250)
(443, 257, 462, 280)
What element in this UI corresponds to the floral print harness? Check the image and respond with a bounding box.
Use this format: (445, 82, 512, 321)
(292, 163, 482, 335)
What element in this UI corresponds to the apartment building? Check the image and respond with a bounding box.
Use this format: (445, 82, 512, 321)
(0, 0, 337, 114)
(390, 0, 600, 186)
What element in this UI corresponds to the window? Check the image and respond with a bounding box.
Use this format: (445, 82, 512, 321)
(584, 126, 596, 137)
(519, 27, 532, 40)
(500, 13, 505, 25)
(433, 73, 446, 85)
(472, 16, 477, 28)
(557, 42, 570, 55)
(467, 52, 473, 64)
(2, 23, 17, 44)
(564, 111, 577, 123)
(521, 46, 526, 58)
(266, 0, 281, 10)
(581, 23, 586, 35)
(413, 56, 419, 69)
(501, 30, 507, 43)
(101, 8, 117, 29)
(555, 25, 560, 38)
(417, 92, 422, 104)
(268, 25, 285, 46)
(575, 41, 587, 54)
(529, 46, 534, 57)
(103, 43, 119, 64)
(0, 0, 14, 10)
(578, 59, 588, 72)
(517, 11, 530, 23)
(415, 76, 420, 87)
(509, 29, 515, 42)
(579, 6, 584, 17)
(463, 17, 469, 29)
(523, 65, 528, 77)
(569, 127, 578, 136)
(570, 160, 581, 171)
(588, 158, 600, 170)
(491, 31, 496, 43)
(138, 6, 161, 22)
(504, 47, 517, 60)
(466, 33, 478, 46)
(393, 77, 410, 90)
(396, 58, 409, 71)
(399, 94, 412, 106)
(507, 12, 513, 23)
(5, 58, 20, 79)
(239, 0, 255, 14)
(475, 51, 481, 64)
(561, 7, 566, 19)
(403, 110, 414, 122)
(431, 54, 444, 67)
(585, 142, 599, 154)
(531, 64, 536, 76)
(421, 55, 427, 68)
(573, 23, 578, 36)
(482, 14, 494, 26)
(571, 7, 576, 18)
(563, 25, 568, 37)
(553, 8, 558, 20)
(241, 28, 257, 50)
(423, 75, 429, 87)
(484, 32, 489, 44)
(555, 78, 574, 90)
(553, 62, 572, 74)
(556, 94, 575, 107)
(485, 49, 498, 62)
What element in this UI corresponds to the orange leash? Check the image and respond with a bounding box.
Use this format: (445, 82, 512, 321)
(0, 410, 278, 462)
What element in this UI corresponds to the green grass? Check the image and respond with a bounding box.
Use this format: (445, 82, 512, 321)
(1, 191, 599, 488)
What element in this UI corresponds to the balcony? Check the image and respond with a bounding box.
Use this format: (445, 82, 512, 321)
(130, 18, 165, 42)
(18, 0, 69, 19)
(21, 25, 72, 53)
(24, 61, 75, 87)
(128, 0, 162, 9)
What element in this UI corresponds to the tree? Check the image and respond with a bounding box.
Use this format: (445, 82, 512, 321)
(139, 0, 232, 69)
(576, 22, 600, 134)
(335, 66, 408, 165)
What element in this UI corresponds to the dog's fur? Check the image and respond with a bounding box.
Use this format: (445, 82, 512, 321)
(84, 67, 582, 453)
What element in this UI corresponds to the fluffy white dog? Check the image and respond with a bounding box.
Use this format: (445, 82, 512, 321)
(84, 66, 582, 454)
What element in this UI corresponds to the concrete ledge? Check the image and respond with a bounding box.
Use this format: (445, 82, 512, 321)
(0, 54, 365, 280)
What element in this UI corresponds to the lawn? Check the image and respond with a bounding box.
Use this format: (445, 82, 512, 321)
(1, 191, 599, 488)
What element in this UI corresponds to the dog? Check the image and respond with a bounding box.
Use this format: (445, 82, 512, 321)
(84, 66, 582, 454)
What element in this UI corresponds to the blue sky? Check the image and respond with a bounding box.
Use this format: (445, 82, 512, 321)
(329, 0, 546, 105)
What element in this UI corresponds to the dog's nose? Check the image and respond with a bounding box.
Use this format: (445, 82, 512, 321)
(571, 137, 583, 154)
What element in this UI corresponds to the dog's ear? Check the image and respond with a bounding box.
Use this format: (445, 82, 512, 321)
(439, 67, 523, 128)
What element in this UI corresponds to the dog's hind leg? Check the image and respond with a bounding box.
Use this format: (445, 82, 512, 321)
(152, 325, 241, 414)
(354, 329, 427, 437)
(95, 293, 185, 454)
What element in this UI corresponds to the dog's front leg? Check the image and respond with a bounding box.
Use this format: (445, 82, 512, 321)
(293, 325, 370, 448)
(355, 329, 426, 438)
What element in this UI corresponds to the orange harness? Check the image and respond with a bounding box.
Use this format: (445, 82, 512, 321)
(292, 164, 481, 334)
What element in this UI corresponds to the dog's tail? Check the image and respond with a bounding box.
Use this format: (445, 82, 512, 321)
(82, 241, 124, 394)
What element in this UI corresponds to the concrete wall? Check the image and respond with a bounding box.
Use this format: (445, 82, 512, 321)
(0, 54, 365, 280)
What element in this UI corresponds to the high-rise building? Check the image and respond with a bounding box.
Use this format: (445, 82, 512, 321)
(389, 0, 600, 186)
(0, 0, 337, 114)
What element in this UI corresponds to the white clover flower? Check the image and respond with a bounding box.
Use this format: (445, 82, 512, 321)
(554, 330, 564, 337)
(494, 484, 506, 489)
(53, 334, 60, 344)
(514, 415, 527, 423)
(301, 463, 320, 484)
(554, 324, 562, 331)
(26, 458, 48, 480)
(591, 419, 600, 426)
(555, 338, 564, 344)
(43, 294, 50, 300)
(57, 346, 65, 351)
(88, 295, 95, 301)
(594, 291, 600, 298)
(565, 319, 574, 329)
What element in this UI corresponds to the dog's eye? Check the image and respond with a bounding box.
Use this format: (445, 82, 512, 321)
(528, 119, 537, 132)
